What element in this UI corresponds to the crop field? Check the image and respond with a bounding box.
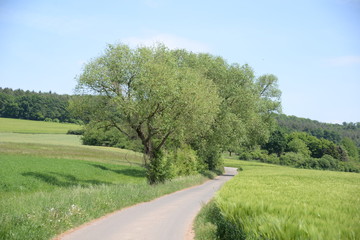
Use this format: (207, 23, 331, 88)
(0, 118, 210, 240)
(197, 159, 360, 240)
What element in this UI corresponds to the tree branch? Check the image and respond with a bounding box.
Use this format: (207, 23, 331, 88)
(110, 119, 131, 138)
(155, 130, 174, 153)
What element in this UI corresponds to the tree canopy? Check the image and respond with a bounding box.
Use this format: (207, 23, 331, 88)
(72, 43, 282, 183)
(0, 88, 76, 123)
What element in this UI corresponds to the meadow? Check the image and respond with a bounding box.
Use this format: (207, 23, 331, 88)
(0, 118, 80, 134)
(195, 159, 360, 240)
(0, 118, 211, 240)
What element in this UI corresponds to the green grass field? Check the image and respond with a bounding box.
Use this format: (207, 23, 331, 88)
(195, 159, 360, 240)
(0, 117, 80, 134)
(0, 118, 211, 240)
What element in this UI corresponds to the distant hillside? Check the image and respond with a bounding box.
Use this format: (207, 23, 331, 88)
(276, 114, 360, 147)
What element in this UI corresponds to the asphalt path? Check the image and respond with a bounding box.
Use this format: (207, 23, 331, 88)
(58, 167, 237, 240)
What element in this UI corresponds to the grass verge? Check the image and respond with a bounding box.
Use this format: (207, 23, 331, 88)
(194, 159, 360, 240)
(0, 149, 211, 239)
(1, 174, 209, 240)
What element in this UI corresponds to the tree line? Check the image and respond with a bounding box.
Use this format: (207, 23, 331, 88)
(239, 127, 360, 173)
(276, 114, 360, 147)
(0, 88, 79, 123)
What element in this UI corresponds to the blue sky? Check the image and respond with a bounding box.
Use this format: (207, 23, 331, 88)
(0, 0, 359, 123)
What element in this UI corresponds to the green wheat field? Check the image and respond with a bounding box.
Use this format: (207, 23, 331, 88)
(206, 159, 360, 240)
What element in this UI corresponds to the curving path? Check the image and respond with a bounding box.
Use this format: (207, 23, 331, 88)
(58, 167, 237, 240)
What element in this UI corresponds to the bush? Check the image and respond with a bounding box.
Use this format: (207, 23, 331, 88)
(318, 157, 331, 169)
(67, 129, 84, 135)
(279, 152, 307, 167)
(169, 145, 204, 176)
(81, 123, 143, 152)
(146, 151, 173, 184)
(195, 143, 223, 171)
(239, 150, 280, 165)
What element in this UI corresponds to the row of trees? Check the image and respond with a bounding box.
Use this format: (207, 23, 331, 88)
(0, 88, 77, 123)
(276, 114, 360, 147)
(70, 43, 282, 184)
(240, 129, 360, 172)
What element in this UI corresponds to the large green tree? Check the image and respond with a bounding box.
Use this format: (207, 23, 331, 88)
(171, 52, 281, 168)
(72, 44, 220, 184)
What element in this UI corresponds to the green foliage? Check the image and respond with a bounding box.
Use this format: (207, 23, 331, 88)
(242, 129, 360, 173)
(286, 138, 310, 157)
(276, 114, 360, 147)
(193, 140, 224, 171)
(197, 159, 360, 240)
(145, 151, 172, 184)
(73, 43, 221, 184)
(81, 122, 143, 152)
(184, 53, 281, 168)
(262, 130, 287, 156)
(341, 137, 359, 161)
(239, 149, 279, 165)
(168, 144, 204, 176)
(0, 88, 77, 123)
(279, 152, 307, 166)
(66, 129, 84, 135)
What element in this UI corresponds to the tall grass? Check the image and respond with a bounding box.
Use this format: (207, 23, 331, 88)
(195, 159, 360, 240)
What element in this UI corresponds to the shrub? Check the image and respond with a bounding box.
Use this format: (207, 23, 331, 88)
(81, 123, 143, 152)
(195, 143, 223, 171)
(279, 152, 307, 166)
(318, 156, 331, 169)
(146, 151, 174, 184)
(67, 129, 84, 135)
(169, 145, 204, 176)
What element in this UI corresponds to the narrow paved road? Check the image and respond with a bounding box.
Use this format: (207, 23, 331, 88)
(58, 167, 237, 240)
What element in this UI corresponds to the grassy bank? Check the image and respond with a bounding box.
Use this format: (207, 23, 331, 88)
(0, 118, 212, 239)
(1, 171, 208, 240)
(0, 150, 210, 240)
(195, 159, 360, 240)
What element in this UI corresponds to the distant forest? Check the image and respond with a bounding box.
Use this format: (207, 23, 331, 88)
(0, 87, 78, 123)
(276, 114, 360, 148)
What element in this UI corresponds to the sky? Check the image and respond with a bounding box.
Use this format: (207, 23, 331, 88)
(0, 0, 359, 123)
